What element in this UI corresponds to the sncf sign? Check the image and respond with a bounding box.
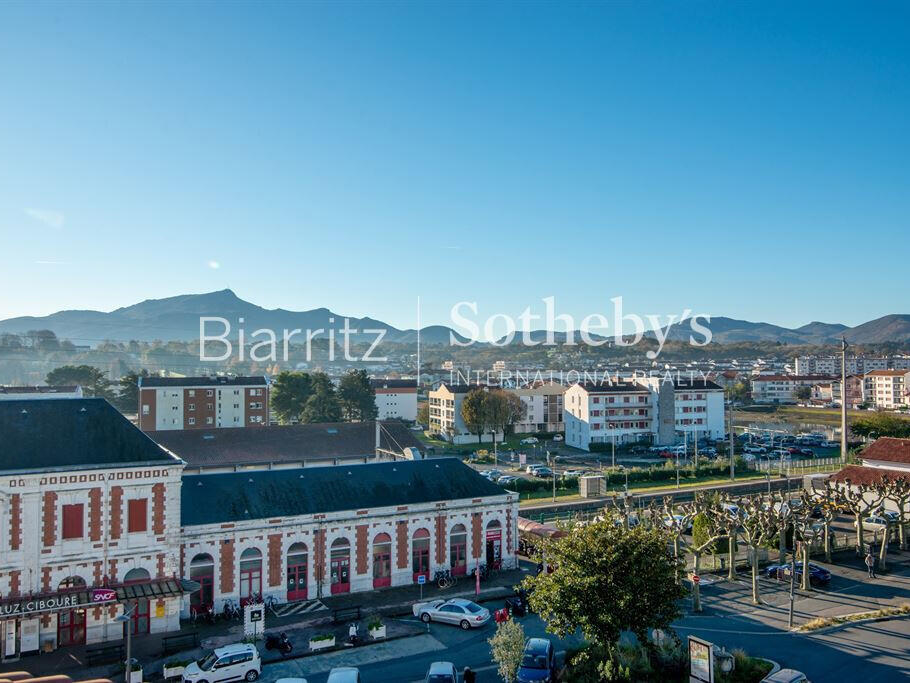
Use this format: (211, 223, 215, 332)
(92, 588, 117, 603)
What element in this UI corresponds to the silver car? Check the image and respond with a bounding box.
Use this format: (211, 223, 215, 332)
(413, 598, 491, 629)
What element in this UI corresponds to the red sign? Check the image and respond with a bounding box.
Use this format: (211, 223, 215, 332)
(692, 575, 700, 584)
(91, 588, 117, 603)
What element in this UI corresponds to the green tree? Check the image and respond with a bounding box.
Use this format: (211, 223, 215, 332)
(338, 370, 378, 422)
(271, 371, 314, 424)
(417, 402, 429, 427)
(852, 414, 910, 439)
(486, 389, 526, 437)
(46, 364, 113, 400)
(461, 388, 489, 443)
(522, 520, 684, 650)
(113, 369, 149, 413)
(301, 372, 342, 423)
(488, 619, 526, 683)
(794, 386, 812, 401)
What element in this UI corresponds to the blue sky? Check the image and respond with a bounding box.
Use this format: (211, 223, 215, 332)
(1, 1, 908, 334)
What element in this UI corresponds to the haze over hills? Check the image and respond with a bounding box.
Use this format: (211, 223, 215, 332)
(0, 290, 908, 347)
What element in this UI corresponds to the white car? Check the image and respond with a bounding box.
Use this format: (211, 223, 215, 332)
(761, 669, 808, 683)
(552, 434, 564, 441)
(424, 661, 457, 683)
(326, 669, 361, 683)
(525, 464, 545, 474)
(562, 469, 585, 477)
(859, 514, 896, 530)
(182, 643, 261, 682)
(413, 598, 491, 629)
(743, 445, 767, 455)
(520, 437, 539, 445)
(663, 515, 693, 533)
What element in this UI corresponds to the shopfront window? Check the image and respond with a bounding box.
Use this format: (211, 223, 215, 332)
(286, 543, 308, 602)
(449, 525, 467, 576)
(239, 548, 263, 605)
(412, 528, 430, 582)
(372, 533, 392, 588)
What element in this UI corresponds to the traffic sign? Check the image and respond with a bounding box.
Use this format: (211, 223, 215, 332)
(692, 574, 700, 584)
(417, 575, 426, 585)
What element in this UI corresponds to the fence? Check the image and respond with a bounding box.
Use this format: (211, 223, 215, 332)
(749, 456, 844, 476)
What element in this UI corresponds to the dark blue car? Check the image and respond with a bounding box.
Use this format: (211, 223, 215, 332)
(765, 563, 831, 586)
(516, 637, 555, 683)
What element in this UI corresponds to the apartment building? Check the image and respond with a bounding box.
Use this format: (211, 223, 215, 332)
(510, 382, 566, 433)
(750, 375, 837, 404)
(794, 355, 910, 376)
(427, 384, 502, 444)
(0, 399, 185, 657)
(863, 370, 910, 410)
(564, 382, 657, 450)
(369, 379, 418, 421)
(827, 374, 865, 408)
(137, 376, 269, 431)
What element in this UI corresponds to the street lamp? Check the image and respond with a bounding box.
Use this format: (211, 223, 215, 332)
(114, 605, 135, 683)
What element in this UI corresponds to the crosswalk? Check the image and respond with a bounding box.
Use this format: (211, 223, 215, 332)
(270, 598, 328, 618)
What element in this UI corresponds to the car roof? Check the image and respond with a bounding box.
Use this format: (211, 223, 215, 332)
(764, 669, 806, 682)
(214, 643, 256, 656)
(327, 668, 361, 682)
(525, 637, 551, 653)
(448, 598, 476, 607)
(428, 662, 455, 673)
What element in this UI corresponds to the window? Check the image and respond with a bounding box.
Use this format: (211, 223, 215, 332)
(206, 417, 213, 425)
(127, 499, 148, 533)
(189, 403, 195, 411)
(141, 405, 149, 416)
(188, 390, 195, 397)
(188, 417, 196, 425)
(206, 390, 213, 397)
(206, 403, 213, 410)
(62, 504, 84, 539)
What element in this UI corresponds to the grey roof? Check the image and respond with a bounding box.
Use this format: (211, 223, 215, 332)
(181, 458, 507, 526)
(139, 376, 268, 388)
(0, 385, 80, 395)
(148, 421, 424, 468)
(370, 379, 418, 389)
(673, 378, 723, 390)
(573, 382, 648, 393)
(0, 399, 181, 473)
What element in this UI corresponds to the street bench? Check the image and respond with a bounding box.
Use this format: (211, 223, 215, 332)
(162, 631, 199, 655)
(85, 643, 124, 666)
(333, 606, 362, 623)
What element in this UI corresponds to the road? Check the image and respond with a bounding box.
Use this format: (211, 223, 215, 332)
(259, 604, 583, 682)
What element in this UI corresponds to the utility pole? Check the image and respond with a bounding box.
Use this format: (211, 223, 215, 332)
(728, 396, 736, 481)
(611, 429, 616, 469)
(841, 337, 849, 463)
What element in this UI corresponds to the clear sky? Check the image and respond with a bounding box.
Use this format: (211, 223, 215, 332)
(1, 1, 908, 333)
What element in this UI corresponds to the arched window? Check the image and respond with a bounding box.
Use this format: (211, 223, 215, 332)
(486, 519, 502, 569)
(449, 524, 467, 576)
(58, 576, 86, 592)
(330, 538, 351, 595)
(372, 533, 392, 589)
(412, 528, 430, 582)
(239, 548, 262, 605)
(286, 542, 308, 602)
(123, 567, 150, 585)
(189, 554, 214, 612)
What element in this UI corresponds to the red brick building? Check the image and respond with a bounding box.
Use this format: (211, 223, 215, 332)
(138, 376, 269, 431)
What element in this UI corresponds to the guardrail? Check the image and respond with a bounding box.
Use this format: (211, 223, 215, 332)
(749, 457, 844, 475)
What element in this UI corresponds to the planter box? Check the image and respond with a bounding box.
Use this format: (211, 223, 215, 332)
(309, 636, 335, 651)
(128, 669, 143, 683)
(368, 625, 386, 640)
(163, 665, 186, 679)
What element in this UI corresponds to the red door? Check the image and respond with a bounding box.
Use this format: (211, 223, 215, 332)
(287, 562, 308, 601)
(58, 609, 86, 646)
(450, 539, 467, 576)
(330, 556, 350, 594)
(130, 599, 149, 636)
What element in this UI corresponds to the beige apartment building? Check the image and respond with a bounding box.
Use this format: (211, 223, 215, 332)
(863, 370, 910, 410)
(509, 382, 566, 433)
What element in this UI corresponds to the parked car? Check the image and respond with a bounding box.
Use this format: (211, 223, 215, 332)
(424, 661, 458, 683)
(482, 469, 503, 480)
(525, 464, 545, 474)
(497, 475, 520, 485)
(663, 514, 693, 533)
(700, 447, 717, 457)
(822, 440, 840, 448)
(764, 563, 831, 586)
(521, 437, 539, 445)
(533, 467, 554, 478)
(181, 643, 261, 682)
(741, 453, 757, 463)
(326, 668, 361, 683)
(743, 445, 767, 455)
(787, 447, 802, 455)
(412, 598, 491, 629)
(552, 434, 563, 442)
(562, 469, 585, 478)
(799, 448, 815, 456)
(761, 668, 808, 683)
(516, 637, 556, 683)
(859, 515, 893, 531)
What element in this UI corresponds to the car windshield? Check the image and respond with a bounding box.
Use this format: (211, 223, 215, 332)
(427, 676, 454, 683)
(521, 653, 548, 669)
(197, 653, 218, 671)
(463, 602, 483, 613)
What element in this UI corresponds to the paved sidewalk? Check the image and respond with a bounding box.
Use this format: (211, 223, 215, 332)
(0, 568, 526, 681)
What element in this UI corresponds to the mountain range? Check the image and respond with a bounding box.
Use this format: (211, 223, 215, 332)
(1, 289, 908, 346)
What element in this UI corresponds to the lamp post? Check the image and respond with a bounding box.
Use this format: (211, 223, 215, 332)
(611, 429, 616, 469)
(114, 605, 135, 683)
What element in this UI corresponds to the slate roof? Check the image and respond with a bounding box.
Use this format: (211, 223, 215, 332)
(181, 457, 507, 526)
(139, 376, 268, 388)
(0, 399, 180, 474)
(673, 378, 723, 391)
(370, 379, 418, 390)
(858, 437, 910, 465)
(148, 421, 424, 468)
(830, 464, 910, 486)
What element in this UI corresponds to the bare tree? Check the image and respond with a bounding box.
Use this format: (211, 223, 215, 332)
(811, 480, 841, 563)
(838, 478, 885, 555)
(882, 475, 910, 551)
(789, 492, 823, 591)
(735, 496, 777, 604)
(663, 493, 725, 613)
(661, 495, 696, 585)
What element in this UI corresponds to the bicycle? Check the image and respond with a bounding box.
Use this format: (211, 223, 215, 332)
(435, 569, 456, 589)
(264, 594, 279, 614)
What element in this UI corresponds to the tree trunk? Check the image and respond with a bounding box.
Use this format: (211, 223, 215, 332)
(779, 523, 787, 560)
(879, 524, 890, 571)
(824, 521, 832, 563)
(727, 530, 736, 581)
(751, 546, 760, 604)
(900, 517, 907, 551)
(673, 537, 680, 584)
(693, 552, 702, 612)
(855, 514, 864, 555)
(801, 542, 810, 591)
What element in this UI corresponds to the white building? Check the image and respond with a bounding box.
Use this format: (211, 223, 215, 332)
(427, 384, 501, 444)
(794, 355, 910, 376)
(0, 385, 84, 400)
(370, 379, 418, 421)
(510, 383, 566, 434)
(750, 375, 837, 404)
(138, 376, 269, 431)
(564, 382, 656, 451)
(862, 370, 910, 410)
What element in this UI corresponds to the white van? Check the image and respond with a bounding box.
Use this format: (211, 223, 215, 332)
(181, 643, 261, 682)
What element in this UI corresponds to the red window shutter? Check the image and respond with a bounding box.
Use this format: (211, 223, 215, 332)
(128, 499, 148, 533)
(62, 504, 84, 540)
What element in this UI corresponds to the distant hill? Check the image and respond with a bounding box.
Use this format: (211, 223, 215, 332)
(1, 290, 908, 347)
